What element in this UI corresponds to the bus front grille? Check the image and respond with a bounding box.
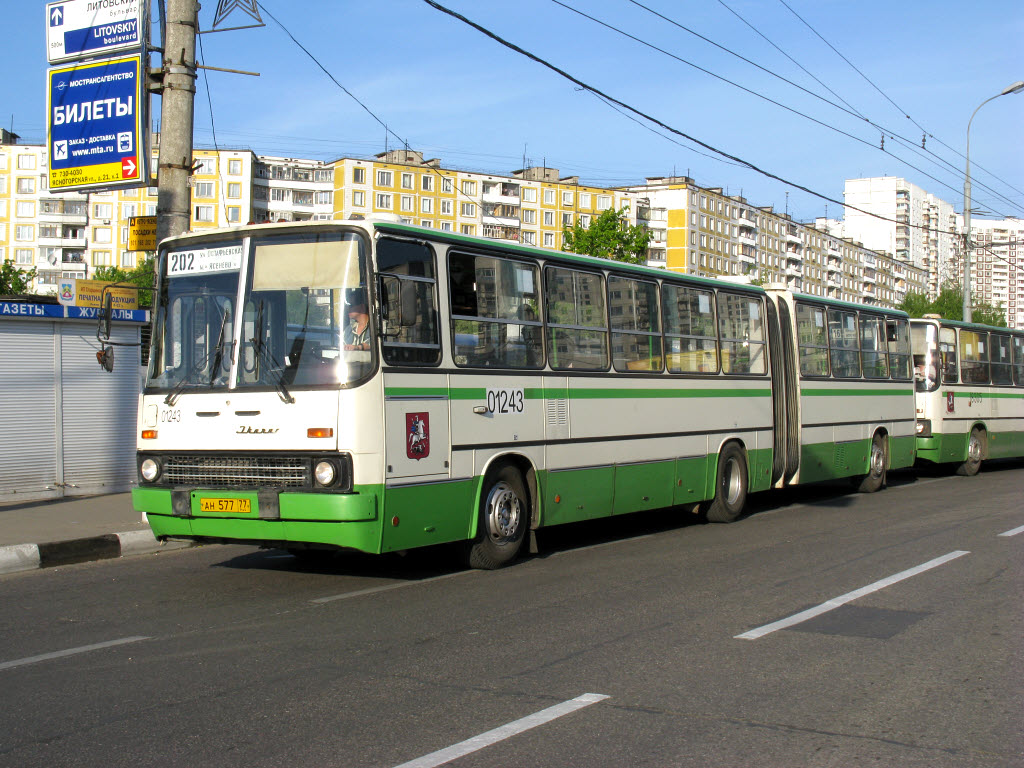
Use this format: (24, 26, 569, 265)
(162, 456, 310, 488)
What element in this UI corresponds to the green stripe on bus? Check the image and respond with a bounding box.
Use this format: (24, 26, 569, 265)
(802, 388, 910, 397)
(386, 386, 771, 400)
(942, 390, 1024, 400)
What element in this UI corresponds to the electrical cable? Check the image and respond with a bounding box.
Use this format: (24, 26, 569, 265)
(422, 0, 958, 239)
(561, 0, 1022, 217)
(772, 0, 1024, 209)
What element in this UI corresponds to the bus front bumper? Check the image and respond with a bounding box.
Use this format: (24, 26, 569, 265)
(133, 486, 382, 553)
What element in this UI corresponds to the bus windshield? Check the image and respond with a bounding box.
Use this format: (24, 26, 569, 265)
(910, 321, 940, 393)
(147, 231, 372, 395)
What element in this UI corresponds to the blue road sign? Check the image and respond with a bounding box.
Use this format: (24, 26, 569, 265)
(46, 0, 145, 64)
(47, 55, 147, 192)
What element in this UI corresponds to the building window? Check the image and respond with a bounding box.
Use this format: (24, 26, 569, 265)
(562, 191, 573, 206)
(401, 195, 415, 212)
(376, 170, 393, 187)
(544, 189, 556, 205)
(376, 193, 393, 209)
(522, 209, 536, 225)
(543, 211, 554, 227)
(314, 169, 333, 183)
(442, 178, 454, 193)
(93, 251, 112, 266)
(93, 203, 113, 219)
(193, 205, 214, 222)
(440, 199, 453, 215)
(543, 232, 555, 247)
(522, 231, 536, 245)
(227, 182, 241, 199)
(194, 157, 216, 175)
(122, 252, 136, 268)
(562, 213, 573, 227)
(16, 177, 35, 194)
(460, 202, 476, 217)
(352, 190, 365, 207)
(195, 182, 215, 198)
(228, 159, 242, 175)
(15, 225, 34, 241)
(353, 167, 365, 184)
(440, 221, 453, 232)
(16, 201, 35, 217)
(579, 192, 591, 208)
(461, 180, 476, 196)
(598, 195, 611, 210)
(401, 173, 414, 190)
(421, 175, 433, 192)
(93, 227, 112, 244)
(522, 188, 537, 203)
(15, 248, 33, 265)
(271, 188, 289, 202)
(315, 191, 332, 205)
(226, 207, 241, 223)
(17, 154, 36, 170)
(421, 198, 433, 214)
(460, 224, 475, 236)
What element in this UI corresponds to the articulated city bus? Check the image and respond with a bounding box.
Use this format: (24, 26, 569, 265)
(911, 317, 1024, 475)
(130, 219, 915, 568)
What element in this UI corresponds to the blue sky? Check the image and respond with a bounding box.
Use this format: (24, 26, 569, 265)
(7, 0, 1024, 222)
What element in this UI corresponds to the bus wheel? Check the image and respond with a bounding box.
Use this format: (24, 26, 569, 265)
(856, 434, 887, 493)
(704, 444, 747, 523)
(466, 466, 528, 569)
(956, 428, 984, 476)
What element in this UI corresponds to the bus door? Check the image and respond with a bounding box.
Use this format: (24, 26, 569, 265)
(766, 291, 800, 486)
(376, 237, 450, 483)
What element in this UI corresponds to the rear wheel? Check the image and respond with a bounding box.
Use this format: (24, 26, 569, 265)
(856, 434, 887, 493)
(704, 443, 748, 523)
(465, 465, 528, 569)
(956, 428, 984, 476)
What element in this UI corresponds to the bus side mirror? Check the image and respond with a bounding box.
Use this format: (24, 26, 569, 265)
(98, 291, 114, 341)
(97, 346, 114, 372)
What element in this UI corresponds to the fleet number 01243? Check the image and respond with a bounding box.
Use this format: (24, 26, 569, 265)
(486, 388, 524, 414)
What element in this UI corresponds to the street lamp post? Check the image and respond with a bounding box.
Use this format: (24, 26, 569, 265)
(963, 80, 1024, 322)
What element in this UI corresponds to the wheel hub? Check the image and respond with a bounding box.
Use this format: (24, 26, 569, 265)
(486, 481, 521, 541)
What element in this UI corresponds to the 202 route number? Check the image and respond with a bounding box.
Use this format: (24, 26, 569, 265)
(486, 388, 524, 414)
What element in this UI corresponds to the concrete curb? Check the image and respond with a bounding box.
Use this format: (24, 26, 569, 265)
(0, 532, 195, 576)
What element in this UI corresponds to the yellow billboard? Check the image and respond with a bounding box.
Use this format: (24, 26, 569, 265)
(57, 279, 139, 310)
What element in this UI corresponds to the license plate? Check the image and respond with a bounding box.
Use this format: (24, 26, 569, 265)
(199, 497, 252, 514)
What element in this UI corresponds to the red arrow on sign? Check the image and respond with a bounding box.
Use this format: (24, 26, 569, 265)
(121, 157, 137, 178)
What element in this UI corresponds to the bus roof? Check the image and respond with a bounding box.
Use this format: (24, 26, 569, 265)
(910, 316, 1020, 334)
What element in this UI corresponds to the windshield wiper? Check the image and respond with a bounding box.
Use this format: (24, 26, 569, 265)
(251, 301, 295, 404)
(164, 308, 231, 406)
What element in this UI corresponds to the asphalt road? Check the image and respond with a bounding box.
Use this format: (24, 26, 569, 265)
(1, 463, 1022, 768)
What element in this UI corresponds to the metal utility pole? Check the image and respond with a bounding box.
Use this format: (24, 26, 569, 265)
(962, 80, 1024, 323)
(155, 0, 199, 245)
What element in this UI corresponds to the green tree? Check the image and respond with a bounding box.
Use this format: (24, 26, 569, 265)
(898, 281, 1006, 327)
(562, 206, 652, 265)
(94, 257, 155, 307)
(0, 260, 37, 295)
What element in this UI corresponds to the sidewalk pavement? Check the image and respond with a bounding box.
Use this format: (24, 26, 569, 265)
(0, 492, 194, 576)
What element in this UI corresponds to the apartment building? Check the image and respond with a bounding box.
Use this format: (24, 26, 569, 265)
(843, 177, 958, 296)
(1, 137, 931, 313)
(959, 216, 1024, 329)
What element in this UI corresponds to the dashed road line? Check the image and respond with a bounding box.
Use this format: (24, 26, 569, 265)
(392, 693, 610, 768)
(735, 550, 970, 640)
(998, 524, 1024, 538)
(0, 636, 151, 672)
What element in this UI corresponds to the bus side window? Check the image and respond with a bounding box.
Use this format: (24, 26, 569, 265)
(377, 238, 440, 366)
(1014, 336, 1024, 386)
(939, 327, 958, 383)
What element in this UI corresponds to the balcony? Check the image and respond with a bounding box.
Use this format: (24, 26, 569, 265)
(482, 183, 521, 205)
(38, 235, 87, 249)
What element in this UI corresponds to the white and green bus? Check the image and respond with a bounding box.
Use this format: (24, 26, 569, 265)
(911, 317, 1024, 475)
(130, 219, 915, 568)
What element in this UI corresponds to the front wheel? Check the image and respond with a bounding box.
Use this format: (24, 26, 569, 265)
(465, 466, 528, 569)
(704, 443, 748, 523)
(856, 434, 887, 493)
(956, 428, 984, 476)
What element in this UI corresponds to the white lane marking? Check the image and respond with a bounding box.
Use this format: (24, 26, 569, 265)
(392, 693, 610, 768)
(998, 524, 1024, 538)
(735, 550, 970, 640)
(0, 636, 151, 672)
(311, 570, 471, 604)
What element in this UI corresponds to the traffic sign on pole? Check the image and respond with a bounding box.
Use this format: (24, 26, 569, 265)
(47, 54, 148, 193)
(46, 0, 146, 64)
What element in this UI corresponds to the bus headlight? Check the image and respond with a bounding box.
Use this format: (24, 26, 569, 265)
(314, 460, 337, 487)
(916, 419, 932, 437)
(140, 458, 161, 482)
